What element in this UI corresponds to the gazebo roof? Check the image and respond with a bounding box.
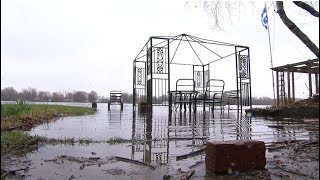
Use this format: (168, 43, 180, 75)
(133, 33, 248, 66)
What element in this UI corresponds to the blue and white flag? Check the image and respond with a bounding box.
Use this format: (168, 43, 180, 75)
(261, 7, 268, 29)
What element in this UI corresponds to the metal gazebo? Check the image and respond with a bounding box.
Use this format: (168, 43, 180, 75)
(133, 34, 252, 113)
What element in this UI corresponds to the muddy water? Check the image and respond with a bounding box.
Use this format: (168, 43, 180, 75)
(21, 103, 318, 179)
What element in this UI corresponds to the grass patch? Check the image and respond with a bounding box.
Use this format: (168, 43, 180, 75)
(106, 137, 135, 144)
(1, 131, 45, 156)
(44, 137, 136, 145)
(1, 104, 96, 131)
(45, 137, 100, 145)
(1, 104, 96, 155)
(1, 132, 161, 157)
(1, 103, 31, 117)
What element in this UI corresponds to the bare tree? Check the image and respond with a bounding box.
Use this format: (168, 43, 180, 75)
(72, 91, 87, 102)
(186, 1, 250, 31)
(65, 92, 73, 102)
(51, 92, 65, 102)
(276, 1, 319, 59)
(293, 1, 319, 17)
(19, 87, 37, 101)
(1, 87, 18, 101)
(38, 91, 51, 102)
(187, 1, 319, 59)
(88, 91, 98, 103)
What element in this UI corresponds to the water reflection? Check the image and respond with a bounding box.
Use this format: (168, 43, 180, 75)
(131, 107, 254, 166)
(131, 110, 169, 165)
(19, 103, 318, 179)
(108, 107, 122, 123)
(29, 103, 317, 162)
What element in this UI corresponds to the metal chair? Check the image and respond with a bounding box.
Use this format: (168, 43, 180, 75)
(202, 79, 225, 112)
(222, 90, 238, 113)
(108, 90, 123, 111)
(172, 79, 197, 111)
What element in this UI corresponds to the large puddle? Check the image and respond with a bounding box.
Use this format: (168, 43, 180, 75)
(11, 103, 319, 179)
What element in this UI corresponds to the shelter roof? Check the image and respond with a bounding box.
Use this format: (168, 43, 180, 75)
(271, 59, 319, 73)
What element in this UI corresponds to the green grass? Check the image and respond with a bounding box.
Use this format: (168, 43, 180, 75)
(106, 137, 135, 144)
(1, 131, 45, 156)
(0, 104, 96, 157)
(1, 103, 31, 117)
(1, 132, 161, 157)
(1, 104, 96, 131)
(45, 137, 100, 145)
(44, 137, 137, 145)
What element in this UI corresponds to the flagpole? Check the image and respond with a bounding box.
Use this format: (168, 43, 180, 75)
(265, 3, 276, 103)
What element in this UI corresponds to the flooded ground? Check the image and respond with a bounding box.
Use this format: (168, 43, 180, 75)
(3, 103, 319, 179)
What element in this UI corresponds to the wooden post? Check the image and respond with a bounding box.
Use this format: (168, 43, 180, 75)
(283, 71, 286, 106)
(287, 69, 291, 104)
(276, 71, 279, 106)
(292, 72, 295, 102)
(91, 101, 97, 111)
(315, 72, 319, 94)
(308, 63, 312, 97)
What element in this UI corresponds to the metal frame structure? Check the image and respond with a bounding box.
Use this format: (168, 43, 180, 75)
(271, 58, 319, 106)
(133, 34, 252, 113)
(108, 90, 123, 111)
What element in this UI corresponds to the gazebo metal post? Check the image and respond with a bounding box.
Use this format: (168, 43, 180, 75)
(235, 47, 240, 114)
(315, 72, 319, 94)
(248, 47, 252, 109)
(234, 46, 251, 113)
(147, 38, 153, 107)
(203, 65, 206, 111)
(287, 68, 291, 103)
(308, 62, 312, 97)
(275, 71, 279, 106)
(292, 72, 295, 102)
(133, 61, 136, 108)
(239, 50, 243, 113)
(167, 38, 172, 121)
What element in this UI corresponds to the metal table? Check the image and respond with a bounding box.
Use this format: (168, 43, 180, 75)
(168, 90, 199, 111)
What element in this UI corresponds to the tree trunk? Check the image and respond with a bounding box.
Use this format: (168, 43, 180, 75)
(276, 1, 319, 59)
(293, 1, 319, 17)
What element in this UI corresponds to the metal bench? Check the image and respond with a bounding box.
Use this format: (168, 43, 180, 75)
(108, 90, 123, 111)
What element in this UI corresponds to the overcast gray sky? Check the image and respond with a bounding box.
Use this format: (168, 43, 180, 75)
(1, 1, 319, 98)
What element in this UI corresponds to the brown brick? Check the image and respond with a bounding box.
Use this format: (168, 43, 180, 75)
(205, 140, 266, 174)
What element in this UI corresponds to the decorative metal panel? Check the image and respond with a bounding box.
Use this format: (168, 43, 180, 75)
(147, 48, 152, 75)
(204, 70, 209, 87)
(195, 71, 202, 88)
(156, 47, 164, 73)
(239, 55, 249, 78)
(137, 68, 145, 86)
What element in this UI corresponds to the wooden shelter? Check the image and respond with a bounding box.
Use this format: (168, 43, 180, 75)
(271, 58, 319, 106)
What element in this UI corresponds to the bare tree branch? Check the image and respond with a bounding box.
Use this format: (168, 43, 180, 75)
(203, 1, 224, 30)
(293, 1, 319, 17)
(276, 1, 319, 59)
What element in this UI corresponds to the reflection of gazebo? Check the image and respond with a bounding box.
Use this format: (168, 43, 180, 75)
(133, 34, 252, 112)
(271, 59, 319, 106)
(131, 111, 169, 165)
(131, 109, 210, 165)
